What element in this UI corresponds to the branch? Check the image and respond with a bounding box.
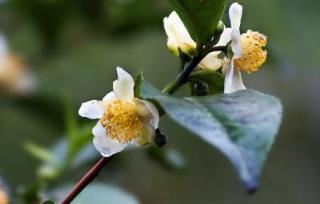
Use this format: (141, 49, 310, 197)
(60, 157, 112, 204)
(162, 46, 226, 94)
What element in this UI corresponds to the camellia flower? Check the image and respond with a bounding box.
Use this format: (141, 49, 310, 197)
(0, 34, 35, 95)
(163, 11, 196, 56)
(79, 67, 160, 157)
(222, 2, 268, 93)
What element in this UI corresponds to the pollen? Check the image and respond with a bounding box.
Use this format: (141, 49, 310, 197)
(100, 99, 144, 144)
(234, 30, 267, 73)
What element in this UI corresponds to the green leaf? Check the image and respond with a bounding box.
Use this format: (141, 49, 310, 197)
(169, 0, 228, 45)
(52, 183, 140, 204)
(136, 76, 283, 191)
(25, 142, 54, 163)
(189, 70, 224, 94)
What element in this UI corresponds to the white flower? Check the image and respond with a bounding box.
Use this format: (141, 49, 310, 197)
(222, 3, 267, 94)
(79, 67, 160, 157)
(221, 2, 246, 94)
(163, 11, 196, 56)
(0, 33, 36, 94)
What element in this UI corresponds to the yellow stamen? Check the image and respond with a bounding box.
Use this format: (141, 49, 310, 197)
(100, 99, 144, 143)
(235, 30, 267, 73)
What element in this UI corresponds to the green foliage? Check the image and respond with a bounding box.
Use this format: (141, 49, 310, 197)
(136, 74, 283, 190)
(189, 69, 224, 95)
(169, 0, 228, 45)
(25, 95, 94, 181)
(17, 183, 42, 204)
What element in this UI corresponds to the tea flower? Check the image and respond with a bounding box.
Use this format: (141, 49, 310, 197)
(163, 11, 197, 56)
(79, 67, 160, 157)
(222, 2, 268, 93)
(0, 34, 35, 94)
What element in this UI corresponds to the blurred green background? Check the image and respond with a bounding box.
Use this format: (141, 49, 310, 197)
(0, 0, 320, 203)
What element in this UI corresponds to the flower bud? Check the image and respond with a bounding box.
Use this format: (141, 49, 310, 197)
(163, 11, 196, 56)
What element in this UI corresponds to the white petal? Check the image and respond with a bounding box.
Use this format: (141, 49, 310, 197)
(224, 58, 246, 94)
(113, 67, 134, 101)
(102, 91, 117, 102)
(216, 27, 232, 46)
(163, 11, 196, 55)
(231, 30, 242, 58)
(229, 2, 243, 31)
(139, 99, 159, 129)
(92, 122, 127, 157)
(199, 52, 223, 71)
(79, 100, 105, 119)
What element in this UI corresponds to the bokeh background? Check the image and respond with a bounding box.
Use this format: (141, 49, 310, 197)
(0, 0, 320, 203)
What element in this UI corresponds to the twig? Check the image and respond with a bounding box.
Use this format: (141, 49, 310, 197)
(60, 157, 112, 204)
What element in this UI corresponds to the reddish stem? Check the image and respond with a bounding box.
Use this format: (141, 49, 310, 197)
(60, 156, 112, 204)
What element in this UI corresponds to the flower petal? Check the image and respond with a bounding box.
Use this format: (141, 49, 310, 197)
(224, 58, 246, 94)
(139, 99, 160, 129)
(113, 67, 134, 101)
(92, 122, 127, 157)
(217, 27, 232, 46)
(199, 52, 223, 71)
(163, 11, 196, 55)
(231, 30, 242, 58)
(103, 91, 116, 102)
(79, 100, 105, 119)
(229, 2, 243, 31)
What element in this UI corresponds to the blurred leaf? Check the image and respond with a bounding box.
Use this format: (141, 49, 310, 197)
(25, 142, 54, 163)
(169, 0, 228, 45)
(189, 69, 224, 95)
(61, 94, 93, 164)
(37, 139, 66, 180)
(147, 147, 186, 171)
(136, 75, 283, 191)
(52, 183, 140, 204)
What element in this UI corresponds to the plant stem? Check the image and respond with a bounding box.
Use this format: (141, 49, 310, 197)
(162, 46, 226, 94)
(60, 157, 112, 204)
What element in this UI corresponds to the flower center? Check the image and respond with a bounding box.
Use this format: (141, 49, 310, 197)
(235, 30, 267, 73)
(100, 99, 144, 144)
